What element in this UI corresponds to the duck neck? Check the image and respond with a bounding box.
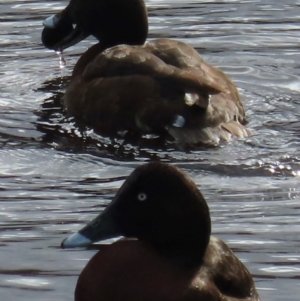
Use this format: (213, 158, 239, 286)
(70, 0, 148, 79)
(165, 240, 209, 269)
(148, 224, 211, 270)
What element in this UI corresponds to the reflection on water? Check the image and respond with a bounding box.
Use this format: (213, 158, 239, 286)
(0, 0, 300, 300)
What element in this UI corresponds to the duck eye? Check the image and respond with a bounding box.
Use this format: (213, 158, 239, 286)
(137, 192, 147, 201)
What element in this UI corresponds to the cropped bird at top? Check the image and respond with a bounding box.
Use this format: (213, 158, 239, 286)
(42, 0, 251, 146)
(62, 162, 260, 301)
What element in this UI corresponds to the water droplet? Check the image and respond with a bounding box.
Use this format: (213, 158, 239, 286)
(55, 49, 66, 68)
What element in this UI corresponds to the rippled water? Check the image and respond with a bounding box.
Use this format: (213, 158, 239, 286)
(1, 0, 300, 300)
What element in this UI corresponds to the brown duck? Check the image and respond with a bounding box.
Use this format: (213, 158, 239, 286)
(62, 162, 260, 301)
(42, 0, 251, 145)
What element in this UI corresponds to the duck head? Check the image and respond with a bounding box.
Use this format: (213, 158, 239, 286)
(62, 162, 211, 263)
(42, 0, 148, 51)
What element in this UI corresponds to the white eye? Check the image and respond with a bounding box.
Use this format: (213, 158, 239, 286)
(137, 192, 147, 201)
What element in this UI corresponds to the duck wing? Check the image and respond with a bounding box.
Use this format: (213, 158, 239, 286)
(144, 38, 242, 114)
(82, 44, 225, 108)
(188, 236, 260, 301)
(144, 39, 250, 145)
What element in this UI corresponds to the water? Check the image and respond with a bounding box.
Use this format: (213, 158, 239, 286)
(1, 0, 300, 300)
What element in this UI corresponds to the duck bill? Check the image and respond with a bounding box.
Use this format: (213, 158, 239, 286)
(42, 13, 89, 50)
(54, 26, 89, 50)
(61, 203, 122, 249)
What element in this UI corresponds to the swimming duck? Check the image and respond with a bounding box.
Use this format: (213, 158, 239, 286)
(62, 162, 260, 301)
(42, 0, 251, 146)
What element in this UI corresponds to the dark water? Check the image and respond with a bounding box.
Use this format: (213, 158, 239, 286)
(1, 0, 300, 300)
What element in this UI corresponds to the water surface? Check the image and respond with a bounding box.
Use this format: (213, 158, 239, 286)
(0, 1, 300, 300)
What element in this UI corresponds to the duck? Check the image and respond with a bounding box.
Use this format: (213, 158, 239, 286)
(61, 162, 260, 301)
(41, 0, 251, 146)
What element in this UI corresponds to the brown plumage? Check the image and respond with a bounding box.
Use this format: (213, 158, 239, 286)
(42, 0, 251, 145)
